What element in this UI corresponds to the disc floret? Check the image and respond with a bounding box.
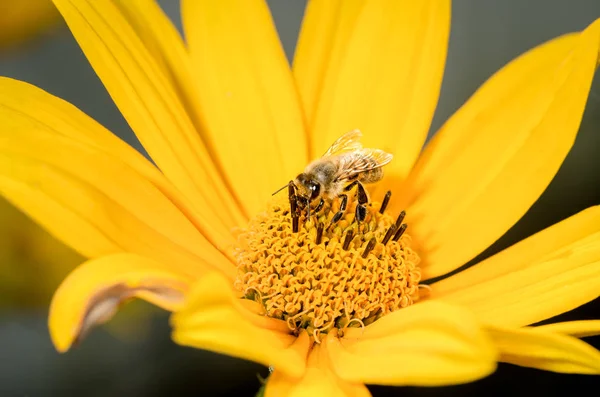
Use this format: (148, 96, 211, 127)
(233, 193, 421, 340)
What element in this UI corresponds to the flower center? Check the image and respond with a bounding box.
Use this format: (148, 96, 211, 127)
(233, 191, 422, 340)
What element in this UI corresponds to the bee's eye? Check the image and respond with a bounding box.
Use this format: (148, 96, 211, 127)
(309, 182, 320, 200)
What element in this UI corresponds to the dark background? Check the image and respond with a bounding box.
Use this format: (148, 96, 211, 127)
(0, 0, 599, 396)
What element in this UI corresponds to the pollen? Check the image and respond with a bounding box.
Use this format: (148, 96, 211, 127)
(233, 193, 421, 341)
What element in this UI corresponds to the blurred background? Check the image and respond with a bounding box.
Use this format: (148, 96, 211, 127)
(0, 0, 599, 396)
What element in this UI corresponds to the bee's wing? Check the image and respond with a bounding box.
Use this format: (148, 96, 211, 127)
(322, 129, 363, 157)
(334, 149, 393, 182)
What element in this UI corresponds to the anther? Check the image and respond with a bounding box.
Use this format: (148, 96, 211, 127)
(395, 210, 406, 228)
(379, 191, 392, 214)
(292, 216, 299, 233)
(342, 230, 354, 250)
(392, 223, 408, 242)
(316, 222, 324, 244)
(381, 223, 398, 245)
(362, 237, 377, 258)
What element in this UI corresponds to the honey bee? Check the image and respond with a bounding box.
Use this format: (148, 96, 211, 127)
(279, 129, 393, 224)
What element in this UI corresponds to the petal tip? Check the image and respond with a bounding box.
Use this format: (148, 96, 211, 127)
(48, 320, 75, 353)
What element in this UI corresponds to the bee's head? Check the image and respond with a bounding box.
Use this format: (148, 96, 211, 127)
(294, 173, 321, 203)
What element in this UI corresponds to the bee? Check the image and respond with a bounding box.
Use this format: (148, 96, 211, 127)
(277, 129, 393, 224)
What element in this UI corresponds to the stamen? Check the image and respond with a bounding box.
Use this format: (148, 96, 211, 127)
(346, 318, 365, 332)
(379, 191, 392, 214)
(342, 230, 354, 250)
(395, 210, 406, 227)
(381, 223, 398, 245)
(287, 309, 310, 331)
(313, 328, 322, 344)
(316, 222, 324, 244)
(392, 223, 408, 242)
(362, 237, 377, 258)
(243, 286, 262, 300)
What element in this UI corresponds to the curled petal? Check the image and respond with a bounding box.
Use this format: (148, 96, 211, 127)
(50, 254, 190, 353)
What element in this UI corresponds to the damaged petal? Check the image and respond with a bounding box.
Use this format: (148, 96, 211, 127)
(75, 282, 187, 348)
(49, 254, 190, 352)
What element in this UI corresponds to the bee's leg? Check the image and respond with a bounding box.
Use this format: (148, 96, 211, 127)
(330, 194, 348, 224)
(343, 180, 359, 192)
(355, 182, 369, 223)
(313, 198, 325, 214)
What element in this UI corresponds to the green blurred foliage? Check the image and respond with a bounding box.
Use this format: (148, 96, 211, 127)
(0, 197, 82, 308)
(0, 0, 62, 51)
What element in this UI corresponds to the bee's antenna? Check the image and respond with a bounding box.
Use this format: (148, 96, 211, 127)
(272, 182, 291, 196)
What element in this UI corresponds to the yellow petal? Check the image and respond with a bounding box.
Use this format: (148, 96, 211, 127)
(0, 0, 60, 49)
(112, 0, 241, 214)
(294, 0, 450, 181)
(49, 253, 191, 353)
(487, 325, 600, 374)
(537, 321, 600, 338)
(51, 0, 245, 234)
(266, 343, 371, 397)
(171, 272, 310, 378)
(0, 78, 233, 280)
(112, 0, 192, 94)
(182, 0, 308, 215)
(292, 0, 363, 128)
(432, 206, 600, 328)
(402, 19, 600, 280)
(327, 301, 497, 386)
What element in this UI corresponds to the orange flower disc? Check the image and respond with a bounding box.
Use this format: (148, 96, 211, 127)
(233, 194, 422, 340)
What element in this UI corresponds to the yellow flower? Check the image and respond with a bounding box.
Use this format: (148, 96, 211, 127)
(0, 0, 599, 395)
(0, 0, 61, 50)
